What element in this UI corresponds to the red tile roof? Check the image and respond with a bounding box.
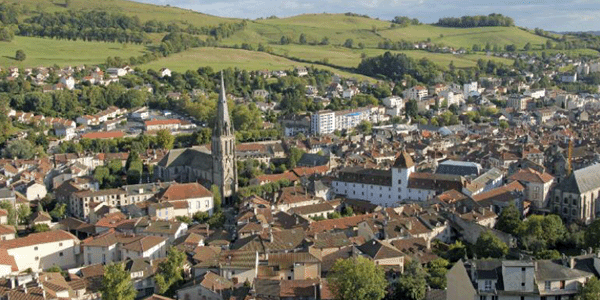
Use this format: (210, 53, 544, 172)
(0, 230, 78, 249)
(157, 182, 213, 201)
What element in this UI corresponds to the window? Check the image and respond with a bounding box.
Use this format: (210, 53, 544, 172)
(480, 296, 487, 300)
(34, 246, 38, 251)
(545, 281, 551, 290)
(59, 252, 63, 257)
(521, 282, 525, 286)
(521, 267, 526, 271)
(59, 243, 63, 247)
(484, 280, 492, 290)
(35, 256, 39, 261)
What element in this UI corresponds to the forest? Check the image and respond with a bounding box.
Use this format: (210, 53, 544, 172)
(436, 13, 514, 28)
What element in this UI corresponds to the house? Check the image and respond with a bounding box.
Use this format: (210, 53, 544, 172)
(144, 119, 182, 132)
(142, 220, 188, 244)
(253, 89, 270, 99)
(451, 259, 595, 300)
(356, 239, 405, 272)
(0, 225, 15, 241)
(29, 211, 52, 227)
(125, 258, 159, 298)
(176, 271, 234, 300)
(159, 68, 172, 78)
(106, 68, 127, 77)
(82, 230, 167, 265)
(132, 107, 151, 120)
(154, 183, 214, 218)
(0, 230, 80, 272)
(295, 67, 308, 77)
(14, 181, 47, 201)
(402, 86, 428, 101)
(508, 168, 554, 210)
(59, 76, 75, 90)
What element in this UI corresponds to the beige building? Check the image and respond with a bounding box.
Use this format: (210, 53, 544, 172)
(509, 168, 554, 209)
(83, 231, 167, 265)
(69, 188, 127, 219)
(0, 230, 80, 272)
(154, 183, 214, 218)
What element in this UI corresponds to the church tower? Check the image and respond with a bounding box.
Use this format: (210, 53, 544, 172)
(212, 72, 238, 200)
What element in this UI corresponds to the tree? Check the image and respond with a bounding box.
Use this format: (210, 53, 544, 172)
(524, 42, 532, 51)
(0, 202, 17, 225)
(578, 276, 600, 300)
(405, 100, 418, 119)
(357, 120, 372, 134)
(344, 39, 354, 48)
(15, 50, 26, 61)
(320, 37, 330, 45)
(426, 258, 449, 290)
(495, 203, 522, 235)
(50, 203, 67, 220)
(327, 256, 387, 300)
(94, 166, 111, 186)
(0, 27, 14, 42)
(445, 240, 467, 262)
(33, 223, 50, 232)
(395, 260, 427, 300)
(584, 219, 600, 250)
(299, 33, 307, 45)
(17, 204, 31, 225)
(156, 129, 174, 150)
(3, 140, 35, 159)
(211, 184, 222, 213)
(474, 230, 508, 258)
(499, 120, 509, 129)
(155, 247, 186, 294)
(519, 214, 565, 251)
(101, 263, 137, 300)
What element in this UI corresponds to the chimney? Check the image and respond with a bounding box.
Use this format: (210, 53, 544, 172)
(9, 277, 15, 289)
(570, 257, 575, 269)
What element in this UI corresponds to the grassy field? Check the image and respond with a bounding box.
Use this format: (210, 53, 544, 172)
(264, 45, 515, 69)
(140, 47, 375, 81)
(0, 36, 147, 68)
(5, 0, 237, 27)
(378, 25, 551, 49)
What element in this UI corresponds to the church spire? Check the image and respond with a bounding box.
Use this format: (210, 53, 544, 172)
(215, 71, 232, 136)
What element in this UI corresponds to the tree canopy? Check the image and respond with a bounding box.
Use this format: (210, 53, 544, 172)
(474, 230, 508, 258)
(327, 256, 387, 300)
(101, 263, 137, 300)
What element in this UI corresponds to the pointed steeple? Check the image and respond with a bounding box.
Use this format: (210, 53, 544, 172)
(215, 71, 232, 136)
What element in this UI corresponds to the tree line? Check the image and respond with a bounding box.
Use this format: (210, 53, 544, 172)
(436, 13, 514, 28)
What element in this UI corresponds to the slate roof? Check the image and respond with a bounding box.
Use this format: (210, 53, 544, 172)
(560, 163, 600, 194)
(356, 239, 404, 260)
(394, 151, 414, 169)
(535, 260, 593, 281)
(156, 147, 213, 170)
(436, 160, 481, 177)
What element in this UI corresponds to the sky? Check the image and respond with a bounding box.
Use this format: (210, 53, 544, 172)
(134, 0, 600, 32)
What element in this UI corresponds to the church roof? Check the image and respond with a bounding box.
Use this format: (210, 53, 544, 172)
(560, 164, 600, 194)
(214, 71, 233, 137)
(393, 151, 414, 169)
(157, 146, 212, 170)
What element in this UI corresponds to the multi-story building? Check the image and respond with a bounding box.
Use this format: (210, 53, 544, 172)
(509, 168, 554, 209)
(82, 231, 167, 265)
(310, 110, 335, 135)
(332, 152, 465, 206)
(449, 258, 595, 300)
(69, 188, 127, 219)
(0, 230, 80, 272)
(402, 86, 428, 100)
(507, 95, 532, 111)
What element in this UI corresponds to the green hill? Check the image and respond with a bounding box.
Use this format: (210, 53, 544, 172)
(4, 0, 237, 27)
(1, 1, 596, 76)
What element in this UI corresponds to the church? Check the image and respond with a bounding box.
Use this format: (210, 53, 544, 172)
(154, 73, 238, 200)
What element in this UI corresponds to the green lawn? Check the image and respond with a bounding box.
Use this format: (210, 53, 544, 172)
(0, 36, 147, 68)
(265, 45, 514, 69)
